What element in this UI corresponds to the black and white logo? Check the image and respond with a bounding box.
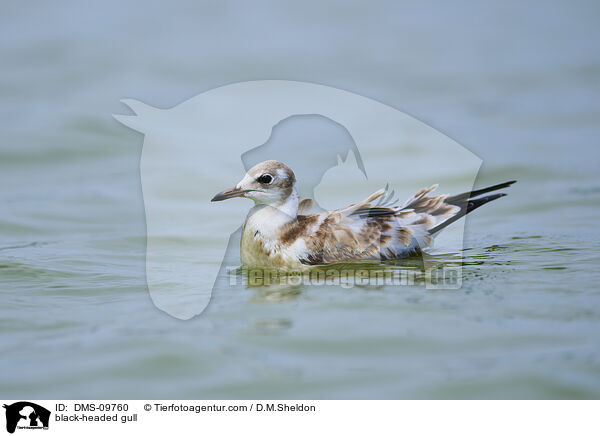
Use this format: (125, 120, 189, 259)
(3, 402, 50, 434)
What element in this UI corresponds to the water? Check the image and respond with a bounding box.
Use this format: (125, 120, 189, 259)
(1, 0, 600, 399)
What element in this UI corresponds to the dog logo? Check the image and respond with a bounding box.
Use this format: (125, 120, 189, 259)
(3, 402, 50, 433)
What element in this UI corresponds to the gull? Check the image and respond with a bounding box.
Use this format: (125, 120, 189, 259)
(212, 160, 515, 269)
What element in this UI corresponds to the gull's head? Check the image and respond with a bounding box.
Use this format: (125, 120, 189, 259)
(211, 160, 296, 205)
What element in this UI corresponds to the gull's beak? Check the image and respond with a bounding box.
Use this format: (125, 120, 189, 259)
(211, 186, 249, 202)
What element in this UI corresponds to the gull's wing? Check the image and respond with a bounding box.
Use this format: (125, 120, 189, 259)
(350, 180, 517, 235)
(298, 198, 316, 215)
(335, 189, 386, 217)
(280, 182, 516, 266)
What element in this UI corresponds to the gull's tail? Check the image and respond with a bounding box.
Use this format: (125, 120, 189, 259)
(428, 180, 517, 234)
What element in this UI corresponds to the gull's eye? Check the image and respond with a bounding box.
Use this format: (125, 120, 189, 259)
(257, 174, 273, 184)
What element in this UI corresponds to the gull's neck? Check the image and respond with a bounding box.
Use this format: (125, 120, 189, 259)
(270, 188, 299, 219)
(246, 188, 299, 239)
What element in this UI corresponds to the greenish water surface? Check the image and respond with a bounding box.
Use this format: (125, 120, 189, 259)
(1, 0, 599, 398)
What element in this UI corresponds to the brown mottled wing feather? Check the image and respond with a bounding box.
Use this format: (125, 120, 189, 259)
(291, 182, 515, 266)
(300, 211, 394, 265)
(298, 198, 315, 215)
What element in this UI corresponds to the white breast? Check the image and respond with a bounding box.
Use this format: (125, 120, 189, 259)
(240, 204, 307, 269)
